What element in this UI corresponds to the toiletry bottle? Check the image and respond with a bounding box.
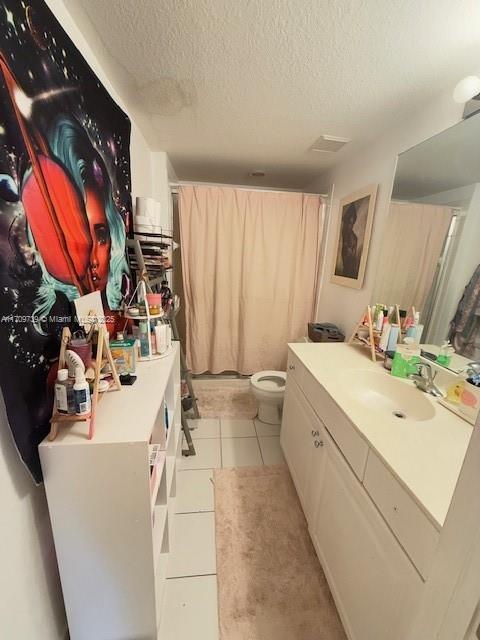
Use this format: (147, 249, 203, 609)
(150, 329, 157, 354)
(406, 325, 416, 338)
(55, 368, 75, 415)
(139, 320, 150, 357)
(379, 318, 391, 351)
(377, 308, 386, 332)
(155, 323, 167, 354)
(386, 323, 400, 352)
(437, 341, 454, 367)
(74, 366, 92, 415)
(373, 304, 384, 332)
(414, 324, 424, 343)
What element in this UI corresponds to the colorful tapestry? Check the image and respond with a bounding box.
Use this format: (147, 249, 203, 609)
(0, 0, 132, 481)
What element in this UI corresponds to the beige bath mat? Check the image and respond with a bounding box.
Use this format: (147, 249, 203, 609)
(192, 378, 258, 418)
(214, 465, 346, 640)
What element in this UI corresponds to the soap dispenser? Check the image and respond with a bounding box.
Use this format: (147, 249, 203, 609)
(436, 341, 454, 367)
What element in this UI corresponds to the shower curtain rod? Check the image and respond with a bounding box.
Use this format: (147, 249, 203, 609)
(170, 180, 328, 198)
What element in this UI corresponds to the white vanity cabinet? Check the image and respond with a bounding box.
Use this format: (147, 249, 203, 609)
(280, 375, 327, 524)
(310, 428, 421, 640)
(281, 347, 424, 640)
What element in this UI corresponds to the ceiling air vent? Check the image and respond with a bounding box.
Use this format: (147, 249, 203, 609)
(310, 135, 351, 153)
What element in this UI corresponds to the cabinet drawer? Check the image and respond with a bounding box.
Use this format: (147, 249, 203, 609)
(286, 348, 305, 387)
(364, 451, 440, 579)
(302, 368, 368, 480)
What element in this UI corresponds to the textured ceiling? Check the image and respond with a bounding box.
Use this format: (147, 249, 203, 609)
(67, 0, 480, 188)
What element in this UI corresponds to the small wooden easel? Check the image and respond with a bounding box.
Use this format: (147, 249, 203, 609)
(349, 304, 413, 362)
(49, 318, 121, 441)
(349, 305, 378, 361)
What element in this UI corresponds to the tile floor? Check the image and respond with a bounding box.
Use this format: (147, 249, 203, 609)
(160, 417, 285, 639)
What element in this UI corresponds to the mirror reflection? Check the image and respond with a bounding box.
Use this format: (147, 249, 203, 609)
(372, 112, 480, 372)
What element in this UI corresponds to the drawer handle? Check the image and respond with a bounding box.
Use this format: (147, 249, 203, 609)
(289, 364, 295, 370)
(314, 440, 324, 448)
(311, 429, 320, 437)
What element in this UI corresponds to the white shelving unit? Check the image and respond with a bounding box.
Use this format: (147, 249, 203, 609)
(39, 343, 182, 640)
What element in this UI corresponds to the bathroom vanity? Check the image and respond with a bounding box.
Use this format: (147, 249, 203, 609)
(280, 342, 472, 640)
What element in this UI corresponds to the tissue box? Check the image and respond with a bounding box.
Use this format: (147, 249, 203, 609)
(110, 337, 137, 375)
(391, 343, 420, 378)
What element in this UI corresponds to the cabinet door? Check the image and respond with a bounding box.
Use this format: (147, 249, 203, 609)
(311, 436, 422, 640)
(280, 378, 326, 522)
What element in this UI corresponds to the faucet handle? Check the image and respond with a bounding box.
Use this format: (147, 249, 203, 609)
(419, 362, 433, 376)
(410, 362, 426, 377)
(409, 361, 434, 382)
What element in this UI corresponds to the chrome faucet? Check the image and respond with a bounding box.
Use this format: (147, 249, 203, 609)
(466, 362, 480, 377)
(408, 362, 443, 397)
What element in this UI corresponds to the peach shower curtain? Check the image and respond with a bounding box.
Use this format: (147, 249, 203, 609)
(373, 202, 453, 311)
(179, 185, 325, 374)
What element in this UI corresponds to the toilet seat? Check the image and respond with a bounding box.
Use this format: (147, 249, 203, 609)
(251, 370, 286, 393)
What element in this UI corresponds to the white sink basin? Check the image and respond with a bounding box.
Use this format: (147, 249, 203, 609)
(345, 369, 436, 422)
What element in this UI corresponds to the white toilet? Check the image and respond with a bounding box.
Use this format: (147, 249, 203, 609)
(250, 370, 287, 424)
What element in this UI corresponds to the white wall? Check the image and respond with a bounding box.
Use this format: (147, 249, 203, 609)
(0, 398, 66, 638)
(55, 0, 155, 201)
(309, 93, 464, 337)
(151, 151, 178, 229)
(0, 2, 156, 638)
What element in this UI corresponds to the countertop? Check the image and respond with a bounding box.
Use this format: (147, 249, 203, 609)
(39, 344, 178, 447)
(289, 342, 473, 529)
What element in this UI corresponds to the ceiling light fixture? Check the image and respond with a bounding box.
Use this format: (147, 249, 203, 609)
(310, 134, 351, 153)
(453, 75, 480, 103)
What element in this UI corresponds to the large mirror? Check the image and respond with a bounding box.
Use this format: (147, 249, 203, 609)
(372, 112, 480, 372)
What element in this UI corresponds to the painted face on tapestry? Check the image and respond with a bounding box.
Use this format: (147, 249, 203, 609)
(21, 154, 112, 291)
(0, 54, 112, 293)
(82, 158, 112, 289)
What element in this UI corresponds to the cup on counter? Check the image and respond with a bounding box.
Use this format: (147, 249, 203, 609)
(68, 337, 92, 367)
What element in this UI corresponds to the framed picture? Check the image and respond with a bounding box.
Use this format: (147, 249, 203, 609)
(330, 184, 378, 289)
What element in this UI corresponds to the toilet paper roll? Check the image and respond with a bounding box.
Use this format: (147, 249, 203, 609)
(135, 196, 155, 219)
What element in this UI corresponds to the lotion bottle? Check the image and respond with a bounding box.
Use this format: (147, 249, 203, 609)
(74, 366, 91, 415)
(55, 368, 75, 414)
